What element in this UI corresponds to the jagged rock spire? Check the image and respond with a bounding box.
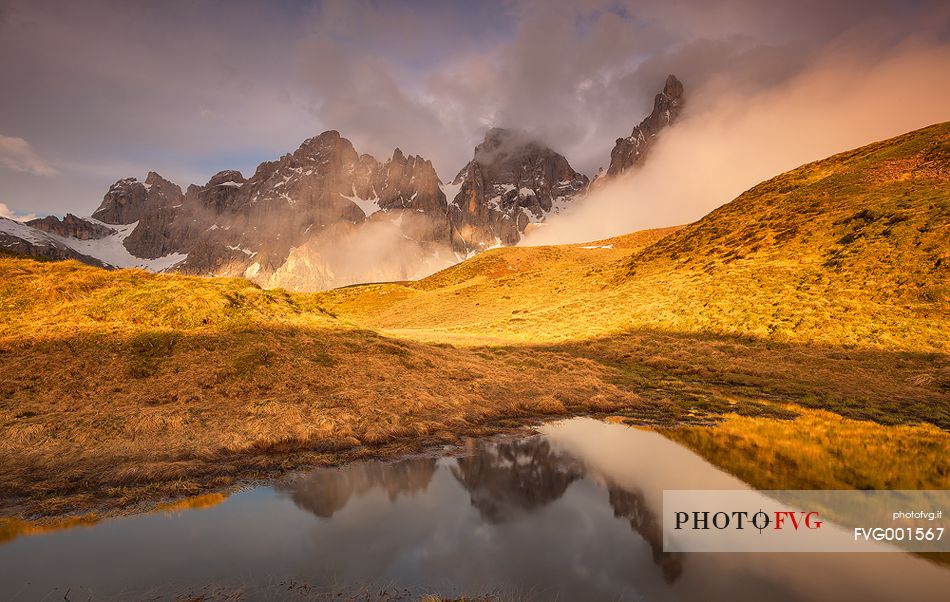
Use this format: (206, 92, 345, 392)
(592, 74, 685, 188)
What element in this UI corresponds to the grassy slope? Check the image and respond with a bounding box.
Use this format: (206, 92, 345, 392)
(0, 259, 658, 516)
(2, 124, 948, 518)
(318, 123, 950, 351)
(316, 229, 681, 345)
(317, 123, 950, 428)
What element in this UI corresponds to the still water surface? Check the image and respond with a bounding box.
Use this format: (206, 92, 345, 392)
(2, 418, 948, 600)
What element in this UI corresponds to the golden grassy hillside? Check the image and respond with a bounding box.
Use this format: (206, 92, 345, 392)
(0, 256, 663, 516)
(318, 123, 950, 351)
(318, 227, 679, 345)
(0, 256, 337, 338)
(316, 123, 949, 430)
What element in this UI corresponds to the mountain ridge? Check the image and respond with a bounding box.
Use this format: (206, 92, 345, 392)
(1, 76, 686, 289)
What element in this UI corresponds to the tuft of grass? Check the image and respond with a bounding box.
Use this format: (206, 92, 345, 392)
(128, 331, 180, 378)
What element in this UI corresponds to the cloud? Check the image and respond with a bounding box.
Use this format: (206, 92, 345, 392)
(294, 0, 518, 179)
(0, 0, 947, 223)
(292, 0, 950, 185)
(0, 201, 38, 222)
(269, 216, 461, 291)
(523, 40, 950, 245)
(0, 134, 57, 175)
(0, 0, 315, 215)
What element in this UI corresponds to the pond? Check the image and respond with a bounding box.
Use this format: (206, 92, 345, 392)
(1, 417, 947, 600)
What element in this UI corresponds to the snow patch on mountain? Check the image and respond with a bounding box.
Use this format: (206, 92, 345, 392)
(440, 181, 463, 203)
(342, 189, 382, 217)
(44, 217, 187, 271)
(0, 217, 51, 245)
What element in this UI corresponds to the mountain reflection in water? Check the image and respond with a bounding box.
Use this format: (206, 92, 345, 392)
(278, 456, 438, 518)
(277, 435, 683, 587)
(451, 438, 585, 523)
(1, 418, 948, 601)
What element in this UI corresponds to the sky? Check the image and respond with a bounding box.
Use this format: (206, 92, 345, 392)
(0, 0, 948, 222)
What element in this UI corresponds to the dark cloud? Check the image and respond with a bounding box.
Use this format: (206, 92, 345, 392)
(0, 0, 947, 221)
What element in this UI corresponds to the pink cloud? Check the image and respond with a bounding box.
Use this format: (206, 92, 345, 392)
(0, 135, 57, 176)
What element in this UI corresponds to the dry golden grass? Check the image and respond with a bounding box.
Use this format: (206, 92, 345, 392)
(0, 256, 338, 339)
(559, 330, 949, 428)
(315, 228, 680, 345)
(1, 256, 662, 517)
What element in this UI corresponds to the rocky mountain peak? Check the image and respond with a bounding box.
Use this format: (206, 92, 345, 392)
(459, 128, 582, 186)
(27, 213, 114, 240)
(193, 170, 247, 213)
(592, 74, 685, 187)
(0, 217, 111, 267)
(298, 129, 341, 148)
(144, 171, 184, 199)
(92, 177, 149, 224)
(376, 148, 446, 214)
(293, 130, 357, 164)
(471, 128, 537, 173)
(663, 74, 683, 99)
(477, 127, 525, 151)
(447, 128, 588, 250)
(206, 170, 245, 187)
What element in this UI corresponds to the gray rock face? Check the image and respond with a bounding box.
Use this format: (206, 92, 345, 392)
(195, 170, 246, 213)
(0, 217, 110, 267)
(447, 128, 588, 250)
(376, 149, 445, 213)
(83, 171, 191, 260)
(91, 172, 183, 225)
(78, 131, 454, 285)
(27, 214, 113, 240)
(591, 74, 684, 190)
(190, 130, 369, 276)
(370, 149, 452, 244)
(24, 76, 686, 288)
